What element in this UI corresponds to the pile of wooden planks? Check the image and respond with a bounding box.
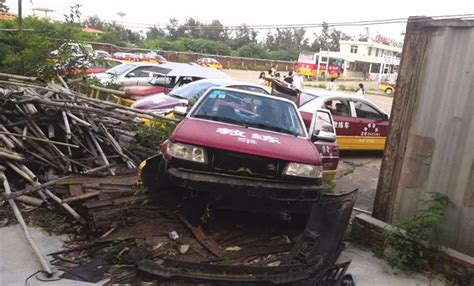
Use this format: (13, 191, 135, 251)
(0, 74, 177, 274)
(0, 75, 175, 206)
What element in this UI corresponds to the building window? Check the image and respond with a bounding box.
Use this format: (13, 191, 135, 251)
(350, 45, 358, 54)
(375, 48, 379, 57)
(368, 47, 372, 56)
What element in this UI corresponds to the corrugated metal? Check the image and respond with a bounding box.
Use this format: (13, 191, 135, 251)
(389, 21, 474, 255)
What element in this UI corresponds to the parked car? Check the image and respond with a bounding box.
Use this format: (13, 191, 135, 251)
(131, 79, 270, 115)
(91, 63, 172, 86)
(379, 81, 396, 95)
(125, 63, 230, 100)
(196, 57, 223, 69)
(298, 89, 390, 151)
(140, 87, 339, 214)
(94, 50, 111, 59)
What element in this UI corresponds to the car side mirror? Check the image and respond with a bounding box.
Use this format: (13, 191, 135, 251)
(382, 113, 389, 121)
(312, 129, 337, 143)
(173, 105, 188, 116)
(126, 72, 135, 78)
(311, 109, 337, 143)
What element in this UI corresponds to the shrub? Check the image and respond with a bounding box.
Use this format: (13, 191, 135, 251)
(383, 193, 450, 272)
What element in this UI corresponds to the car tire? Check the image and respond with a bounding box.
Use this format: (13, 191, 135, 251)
(385, 88, 393, 95)
(140, 155, 170, 195)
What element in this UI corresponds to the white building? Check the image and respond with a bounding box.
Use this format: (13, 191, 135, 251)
(314, 41, 402, 80)
(339, 40, 402, 80)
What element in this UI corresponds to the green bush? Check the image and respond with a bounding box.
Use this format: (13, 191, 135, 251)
(383, 193, 450, 272)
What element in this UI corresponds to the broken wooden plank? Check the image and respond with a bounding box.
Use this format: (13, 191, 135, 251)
(178, 215, 222, 258)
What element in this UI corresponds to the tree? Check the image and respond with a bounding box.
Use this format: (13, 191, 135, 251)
(84, 16, 105, 30)
(166, 18, 182, 40)
(201, 20, 228, 41)
(180, 18, 202, 38)
(235, 43, 267, 58)
(311, 22, 352, 52)
(231, 24, 257, 49)
(0, 2, 9, 13)
(147, 26, 166, 40)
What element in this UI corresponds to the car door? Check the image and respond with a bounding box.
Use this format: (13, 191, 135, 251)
(121, 66, 151, 86)
(322, 98, 355, 150)
(309, 109, 339, 182)
(350, 99, 389, 150)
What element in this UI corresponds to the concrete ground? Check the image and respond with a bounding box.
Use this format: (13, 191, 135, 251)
(335, 152, 383, 213)
(342, 243, 449, 286)
(0, 225, 102, 286)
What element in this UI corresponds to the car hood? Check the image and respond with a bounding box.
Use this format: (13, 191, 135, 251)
(131, 93, 180, 110)
(171, 118, 321, 165)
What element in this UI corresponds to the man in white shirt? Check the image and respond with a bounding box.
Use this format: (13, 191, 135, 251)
(293, 70, 304, 90)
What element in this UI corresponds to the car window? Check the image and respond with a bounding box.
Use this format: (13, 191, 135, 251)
(228, 85, 270, 95)
(171, 81, 219, 101)
(128, 67, 153, 77)
(298, 92, 319, 107)
(192, 89, 306, 137)
(353, 101, 383, 120)
(105, 63, 135, 75)
(315, 110, 335, 135)
(324, 99, 351, 117)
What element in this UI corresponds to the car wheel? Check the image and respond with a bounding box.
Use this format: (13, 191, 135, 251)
(385, 88, 393, 95)
(140, 155, 170, 195)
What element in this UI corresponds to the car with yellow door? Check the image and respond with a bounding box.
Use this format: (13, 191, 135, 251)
(298, 90, 390, 151)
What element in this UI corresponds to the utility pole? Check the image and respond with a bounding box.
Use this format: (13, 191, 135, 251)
(17, 0, 22, 33)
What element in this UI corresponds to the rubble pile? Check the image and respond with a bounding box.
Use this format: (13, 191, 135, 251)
(0, 75, 177, 224)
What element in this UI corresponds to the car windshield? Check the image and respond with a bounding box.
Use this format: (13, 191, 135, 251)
(299, 92, 319, 107)
(105, 64, 135, 75)
(191, 89, 306, 137)
(169, 81, 219, 100)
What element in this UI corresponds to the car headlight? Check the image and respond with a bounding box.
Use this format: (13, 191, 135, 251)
(283, 162, 322, 179)
(166, 142, 207, 164)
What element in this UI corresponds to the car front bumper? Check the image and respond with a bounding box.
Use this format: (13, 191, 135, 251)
(167, 167, 325, 202)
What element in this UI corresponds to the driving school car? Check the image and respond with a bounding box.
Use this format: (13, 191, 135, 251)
(298, 90, 390, 151)
(140, 87, 340, 214)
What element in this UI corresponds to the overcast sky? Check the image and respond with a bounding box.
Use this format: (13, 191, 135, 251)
(4, 0, 474, 41)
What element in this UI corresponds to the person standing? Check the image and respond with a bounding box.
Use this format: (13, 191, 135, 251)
(293, 71, 304, 90)
(284, 71, 294, 84)
(327, 77, 337, 91)
(269, 64, 277, 77)
(356, 83, 365, 98)
(258, 72, 267, 86)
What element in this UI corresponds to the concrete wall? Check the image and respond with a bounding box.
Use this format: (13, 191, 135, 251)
(374, 18, 474, 255)
(89, 42, 296, 72)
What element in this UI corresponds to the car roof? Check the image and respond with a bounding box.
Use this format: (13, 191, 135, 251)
(301, 88, 358, 99)
(163, 62, 229, 79)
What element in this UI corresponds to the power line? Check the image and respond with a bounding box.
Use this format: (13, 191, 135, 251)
(91, 13, 474, 31)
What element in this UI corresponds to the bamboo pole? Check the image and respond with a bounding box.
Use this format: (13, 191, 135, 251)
(88, 130, 115, 176)
(0, 130, 79, 148)
(0, 170, 53, 275)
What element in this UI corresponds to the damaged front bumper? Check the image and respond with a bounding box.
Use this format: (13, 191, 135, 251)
(138, 189, 358, 285)
(167, 167, 325, 202)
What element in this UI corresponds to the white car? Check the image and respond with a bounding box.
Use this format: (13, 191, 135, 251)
(91, 63, 172, 86)
(94, 50, 111, 58)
